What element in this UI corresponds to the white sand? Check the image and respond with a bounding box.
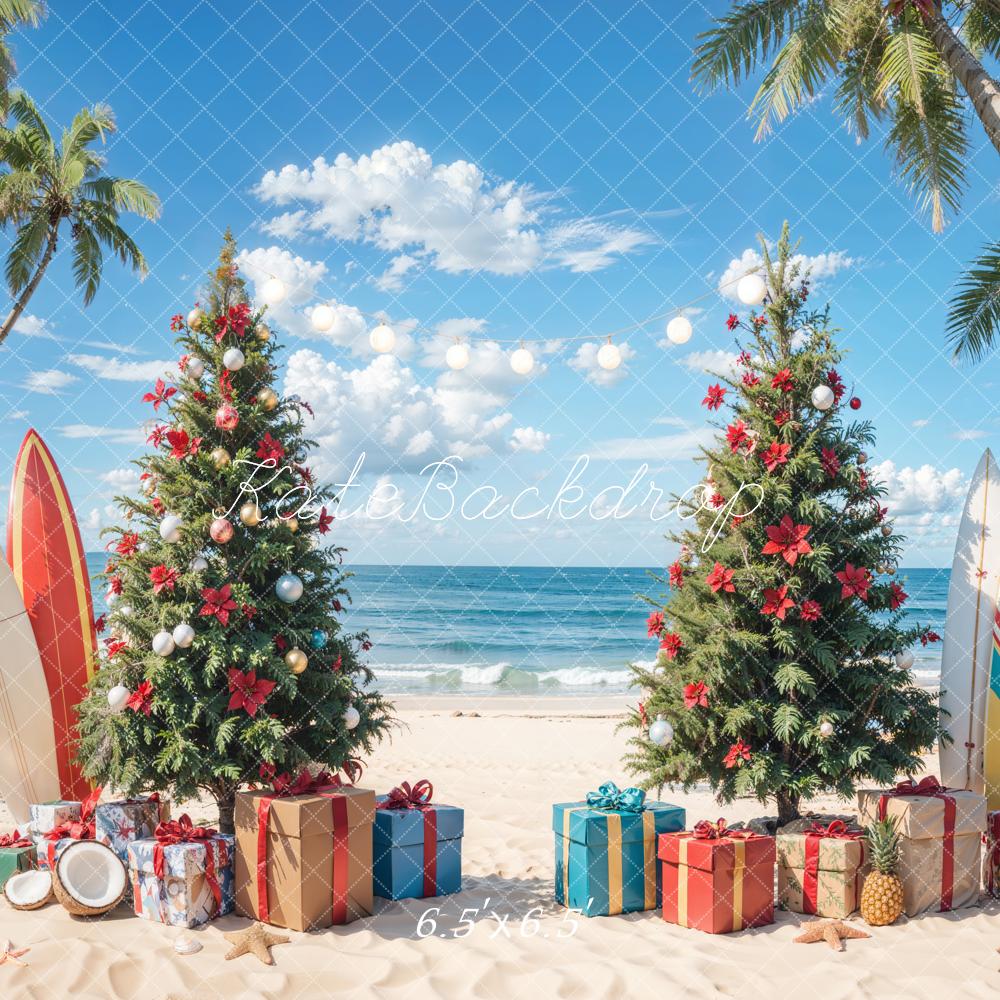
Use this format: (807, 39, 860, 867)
(0, 698, 993, 999)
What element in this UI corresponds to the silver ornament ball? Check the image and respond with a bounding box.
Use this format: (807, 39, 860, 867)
(649, 715, 673, 746)
(107, 684, 130, 713)
(275, 572, 304, 603)
(343, 705, 361, 730)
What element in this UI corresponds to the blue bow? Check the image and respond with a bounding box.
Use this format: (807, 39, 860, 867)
(586, 781, 646, 813)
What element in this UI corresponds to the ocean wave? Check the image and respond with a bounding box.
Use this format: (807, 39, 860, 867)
(371, 660, 638, 691)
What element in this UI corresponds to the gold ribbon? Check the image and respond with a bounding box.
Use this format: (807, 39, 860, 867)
(676, 835, 746, 931)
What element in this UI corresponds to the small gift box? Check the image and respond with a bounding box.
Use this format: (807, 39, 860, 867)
(985, 811, 1000, 898)
(553, 781, 685, 917)
(128, 815, 234, 928)
(32, 788, 100, 871)
(776, 820, 867, 918)
(373, 780, 463, 900)
(96, 794, 170, 865)
(28, 800, 82, 836)
(659, 819, 776, 934)
(0, 831, 35, 890)
(858, 777, 985, 916)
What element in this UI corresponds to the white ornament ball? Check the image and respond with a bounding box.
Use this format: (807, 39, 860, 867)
(172, 622, 195, 648)
(186, 357, 205, 379)
(510, 347, 535, 375)
(189, 555, 209, 573)
(597, 342, 622, 371)
(159, 514, 183, 543)
(186, 307, 203, 328)
(343, 705, 361, 730)
(819, 721, 835, 738)
(737, 273, 767, 306)
(119, 604, 133, 619)
(152, 630, 176, 657)
(311, 304, 335, 332)
(446, 343, 470, 370)
(106, 589, 120, 608)
(666, 316, 692, 345)
(369, 323, 396, 354)
(261, 276, 286, 305)
(275, 572, 304, 604)
(107, 685, 130, 713)
(223, 347, 245, 372)
(649, 715, 673, 746)
(811, 384, 834, 411)
(896, 650, 915, 671)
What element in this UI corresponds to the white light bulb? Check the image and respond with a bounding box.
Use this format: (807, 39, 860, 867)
(666, 316, 692, 345)
(223, 347, 245, 371)
(811, 385, 834, 411)
(369, 323, 396, 353)
(510, 347, 535, 375)
(597, 342, 622, 371)
(737, 273, 767, 306)
(261, 276, 286, 305)
(311, 304, 335, 332)
(446, 343, 470, 370)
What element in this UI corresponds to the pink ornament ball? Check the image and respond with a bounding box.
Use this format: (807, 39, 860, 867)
(215, 403, 239, 431)
(210, 517, 234, 544)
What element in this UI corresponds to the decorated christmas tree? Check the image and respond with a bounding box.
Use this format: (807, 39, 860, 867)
(624, 225, 940, 825)
(77, 234, 392, 832)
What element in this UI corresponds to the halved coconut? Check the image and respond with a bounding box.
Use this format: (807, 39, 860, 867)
(52, 841, 127, 917)
(3, 869, 53, 910)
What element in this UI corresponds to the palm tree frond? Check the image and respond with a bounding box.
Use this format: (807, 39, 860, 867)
(6, 90, 53, 150)
(876, 7, 942, 114)
(0, 0, 44, 30)
(85, 204, 148, 275)
(946, 241, 1000, 362)
(5, 206, 47, 293)
(60, 103, 116, 165)
(0, 167, 38, 222)
(80, 176, 160, 220)
(71, 222, 103, 305)
(964, 3, 1000, 60)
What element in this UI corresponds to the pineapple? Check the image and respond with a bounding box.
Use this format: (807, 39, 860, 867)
(860, 817, 904, 926)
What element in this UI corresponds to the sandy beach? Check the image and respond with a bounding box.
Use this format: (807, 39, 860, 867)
(0, 697, 994, 1000)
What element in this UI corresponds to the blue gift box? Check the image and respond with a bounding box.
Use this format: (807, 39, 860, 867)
(553, 785, 685, 917)
(95, 796, 169, 865)
(373, 799, 463, 900)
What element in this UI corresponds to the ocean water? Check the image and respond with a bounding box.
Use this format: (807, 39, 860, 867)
(89, 557, 947, 696)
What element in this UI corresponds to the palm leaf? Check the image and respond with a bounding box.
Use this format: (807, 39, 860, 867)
(876, 6, 941, 114)
(60, 104, 115, 164)
(829, 2, 888, 141)
(965, 3, 1000, 59)
(4, 206, 48, 293)
(71, 222, 103, 304)
(86, 205, 148, 275)
(6, 91, 53, 151)
(0, 0, 44, 30)
(0, 167, 38, 222)
(81, 176, 160, 219)
(946, 241, 1000, 362)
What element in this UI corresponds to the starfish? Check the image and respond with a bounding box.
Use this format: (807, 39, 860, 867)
(793, 919, 871, 952)
(0, 940, 29, 967)
(223, 923, 290, 966)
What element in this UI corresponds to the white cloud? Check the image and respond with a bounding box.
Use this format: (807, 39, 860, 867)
(872, 460, 967, 515)
(13, 314, 57, 339)
(677, 349, 740, 377)
(510, 426, 550, 453)
(951, 428, 988, 441)
(375, 253, 420, 292)
(589, 429, 716, 461)
(568, 340, 636, 387)
(80, 339, 145, 356)
(717, 247, 856, 301)
(912, 418, 930, 428)
(98, 467, 139, 490)
(254, 140, 650, 278)
(23, 369, 77, 394)
(69, 355, 174, 382)
(60, 424, 145, 445)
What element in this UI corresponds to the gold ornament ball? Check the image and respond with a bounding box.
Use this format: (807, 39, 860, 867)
(285, 647, 308, 674)
(211, 447, 231, 469)
(240, 502, 262, 526)
(881, 525, 892, 537)
(257, 325, 271, 343)
(258, 388, 278, 411)
(284, 515, 299, 533)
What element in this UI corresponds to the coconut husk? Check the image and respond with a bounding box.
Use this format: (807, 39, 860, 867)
(3, 869, 53, 910)
(52, 841, 127, 917)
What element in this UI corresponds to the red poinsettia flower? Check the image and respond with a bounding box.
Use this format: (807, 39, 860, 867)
(318, 506, 334, 534)
(178, 353, 190, 371)
(702, 384, 726, 411)
(836, 563, 872, 602)
(683, 681, 710, 710)
(192, 390, 208, 404)
(274, 634, 288, 652)
(151, 497, 165, 516)
(762, 441, 791, 473)
(668, 561, 684, 589)
(821, 447, 840, 478)
(827, 368, 845, 402)
(361, 638, 373, 652)
(889, 582, 908, 610)
(726, 420, 749, 453)
(218, 369, 234, 402)
(109, 575, 124, 595)
(242, 603, 257, 620)
(166, 428, 202, 460)
(200, 584, 238, 626)
(761, 585, 795, 620)
(127, 680, 154, 716)
(742, 371, 761, 388)
(737, 350, 752, 366)
(149, 564, 179, 594)
(723, 739, 751, 768)
(753, 314, 768, 329)
(116, 532, 140, 557)
(921, 629, 941, 646)
(705, 562, 735, 594)
(259, 762, 276, 783)
(771, 368, 794, 393)
(858, 470, 869, 491)
(142, 378, 176, 411)
(256, 432, 285, 464)
(727, 314, 739, 331)
(146, 425, 167, 447)
(94, 614, 107, 633)
(332, 598, 344, 613)
(331, 654, 343, 672)
(227, 668, 276, 716)
(659, 632, 683, 659)
(646, 610, 664, 637)
(799, 600, 823, 622)
(762, 516, 813, 566)
(170, 314, 185, 332)
(104, 637, 128, 658)
(774, 409, 790, 427)
(709, 491, 726, 509)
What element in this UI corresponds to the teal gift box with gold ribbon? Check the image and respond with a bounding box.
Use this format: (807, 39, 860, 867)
(553, 782, 685, 917)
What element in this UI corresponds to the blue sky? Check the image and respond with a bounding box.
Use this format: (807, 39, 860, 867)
(1, 1, 998, 567)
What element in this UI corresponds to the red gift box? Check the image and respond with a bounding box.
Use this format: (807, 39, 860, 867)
(658, 821, 775, 934)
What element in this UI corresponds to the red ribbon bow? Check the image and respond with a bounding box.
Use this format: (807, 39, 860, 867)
(377, 780, 433, 810)
(152, 814, 225, 916)
(805, 819, 862, 840)
(693, 818, 733, 840)
(43, 786, 102, 843)
(886, 776, 946, 797)
(0, 830, 31, 849)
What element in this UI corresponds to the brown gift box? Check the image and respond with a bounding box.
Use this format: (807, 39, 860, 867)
(857, 783, 985, 917)
(775, 829, 867, 918)
(234, 785, 375, 931)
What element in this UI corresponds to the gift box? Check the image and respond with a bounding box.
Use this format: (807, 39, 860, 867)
(128, 816, 234, 928)
(659, 820, 775, 934)
(985, 811, 1000, 898)
(96, 794, 170, 865)
(857, 777, 985, 916)
(553, 781, 685, 917)
(776, 821, 867, 918)
(0, 832, 35, 890)
(234, 773, 375, 931)
(373, 780, 463, 900)
(28, 800, 82, 835)
(31, 787, 101, 871)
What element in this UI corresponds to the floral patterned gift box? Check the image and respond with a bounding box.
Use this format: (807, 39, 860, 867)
(776, 820, 867, 918)
(95, 793, 170, 864)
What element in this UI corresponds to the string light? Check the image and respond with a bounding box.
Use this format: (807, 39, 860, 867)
(510, 344, 535, 375)
(666, 315, 692, 345)
(260, 275, 286, 305)
(311, 303, 335, 332)
(737, 273, 767, 306)
(597, 339, 622, 371)
(369, 322, 396, 353)
(446, 341, 470, 370)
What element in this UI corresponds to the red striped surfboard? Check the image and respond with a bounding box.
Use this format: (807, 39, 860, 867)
(7, 429, 97, 802)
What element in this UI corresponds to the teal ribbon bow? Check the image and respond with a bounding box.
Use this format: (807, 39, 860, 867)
(586, 781, 646, 812)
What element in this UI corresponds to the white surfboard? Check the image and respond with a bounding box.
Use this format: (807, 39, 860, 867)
(0, 555, 60, 825)
(940, 448, 1000, 793)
